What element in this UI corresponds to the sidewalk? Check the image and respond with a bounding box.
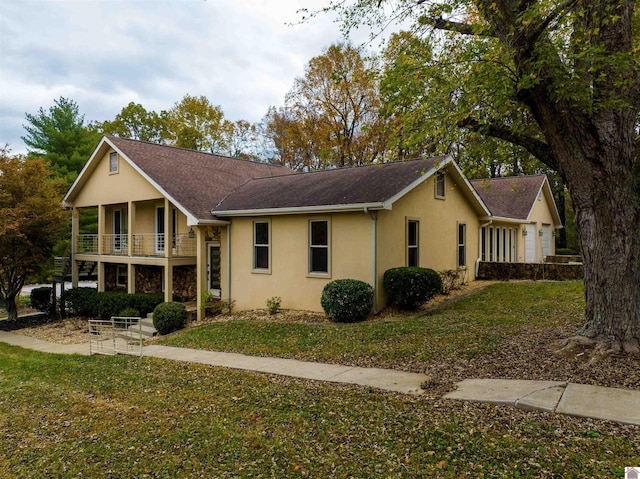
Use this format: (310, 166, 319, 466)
(1, 331, 639, 425)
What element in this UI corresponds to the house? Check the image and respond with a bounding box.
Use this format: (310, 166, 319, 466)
(64, 136, 561, 318)
(470, 176, 562, 264)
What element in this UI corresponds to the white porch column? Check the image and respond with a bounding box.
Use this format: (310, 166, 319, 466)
(71, 207, 79, 288)
(164, 264, 173, 303)
(127, 201, 135, 257)
(196, 226, 204, 321)
(164, 198, 171, 258)
(127, 264, 136, 294)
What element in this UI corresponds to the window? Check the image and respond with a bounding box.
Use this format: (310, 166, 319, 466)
(109, 152, 118, 173)
(253, 221, 270, 271)
(489, 227, 494, 261)
(116, 265, 127, 288)
(309, 220, 329, 274)
(435, 172, 445, 198)
(457, 223, 466, 267)
(407, 219, 419, 267)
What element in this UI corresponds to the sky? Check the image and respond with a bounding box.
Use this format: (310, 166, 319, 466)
(0, 0, 372, 155)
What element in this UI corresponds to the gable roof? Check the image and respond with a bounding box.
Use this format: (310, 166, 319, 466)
(470, 175, 561, 225)
(63, 136, 290, 224)
(213, 156, 490, 217)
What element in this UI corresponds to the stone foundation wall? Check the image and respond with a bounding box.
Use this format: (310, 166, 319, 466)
(173, 265, 197, 301)
(135, 266, 162, 294)
(478, 262, 584, 281)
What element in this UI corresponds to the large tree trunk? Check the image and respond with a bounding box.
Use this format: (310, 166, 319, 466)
(568, 155, 640, 354)
(4, 294, 19, 322)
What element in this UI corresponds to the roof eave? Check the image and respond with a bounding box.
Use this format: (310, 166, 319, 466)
(214, 202, 386, 217)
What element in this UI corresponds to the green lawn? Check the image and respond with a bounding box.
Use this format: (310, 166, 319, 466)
(159, 281, 586, 369)
(2, 281, 638, 477)
(1, 342, 637, 478)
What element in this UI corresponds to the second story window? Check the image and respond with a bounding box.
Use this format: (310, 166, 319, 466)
(109, 152, 118, 173)
(435, 172, 445, 198)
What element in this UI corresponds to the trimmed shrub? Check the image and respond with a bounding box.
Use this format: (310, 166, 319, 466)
(64, 288, 162, 318)
(266, 296, 281, 315)
(383, 267, 443, 310)
(30, 287, 53, 313)
(118, 307, 140, 318)
(321, 279, 374, 323)
(64, 287, 99, 316)
(153, 302, 188, 335)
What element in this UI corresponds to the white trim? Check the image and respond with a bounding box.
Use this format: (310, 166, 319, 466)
(308, 218, 331, 277)
(215, 202, 386, 217)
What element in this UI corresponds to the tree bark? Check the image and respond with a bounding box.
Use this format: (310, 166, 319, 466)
(5, 294, 19, 322)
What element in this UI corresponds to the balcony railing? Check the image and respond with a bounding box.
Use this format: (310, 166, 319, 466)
(76, 234, 196, 257)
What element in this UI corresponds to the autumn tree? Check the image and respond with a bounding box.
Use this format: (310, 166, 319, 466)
(266, 43, 386, 170)
(323, 0, 640, 353)
(166, 94, 233, 154)
(0, 149, 67, 321)
(101, 102, 169, 143)
(22, 97, 101, 186)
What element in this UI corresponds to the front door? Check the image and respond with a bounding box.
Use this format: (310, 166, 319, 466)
(524, 224, 537, 263)
(541, 225, 551, 260)
(113, 209, 127, 252)
(156, 206, 165, 254)
(207, 243, 221, 298)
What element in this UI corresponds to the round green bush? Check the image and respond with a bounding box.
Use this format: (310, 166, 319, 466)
(320, 279, 374, 323)
(383, 267, 443, 310)
(118, 307, 140, 318)
(152, 302, 188, 335)
(30, 287, 53, 313)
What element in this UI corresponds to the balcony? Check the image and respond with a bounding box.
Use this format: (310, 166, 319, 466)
(76, 233, 196, 257)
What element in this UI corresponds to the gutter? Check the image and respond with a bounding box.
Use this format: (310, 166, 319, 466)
(227, 222, 232, 304)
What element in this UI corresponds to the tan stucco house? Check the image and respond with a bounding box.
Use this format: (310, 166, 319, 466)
(63, 136, 561, 318)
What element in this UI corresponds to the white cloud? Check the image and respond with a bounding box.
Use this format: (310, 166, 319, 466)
(0, 0, 368, 154)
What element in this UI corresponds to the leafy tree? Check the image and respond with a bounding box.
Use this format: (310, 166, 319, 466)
(166, 94, 232, 154)
(100, 102, 169, 143)
(22, 97, 101, 186)
(324, 0, 640, 353)
(0, 148, 67, 321)
(266, 43, 386, 170)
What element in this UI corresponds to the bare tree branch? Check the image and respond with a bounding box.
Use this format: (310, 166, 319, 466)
(418, 15, 495, 36)
(458, 116, 559, 171)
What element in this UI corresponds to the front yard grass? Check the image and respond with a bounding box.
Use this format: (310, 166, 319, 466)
(1, 342, 638, 478)
(159, 281, 585, 369)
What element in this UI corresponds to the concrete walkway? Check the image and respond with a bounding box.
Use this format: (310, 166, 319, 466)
(444, 378, 640, 426)
(1, 331, 639, 424)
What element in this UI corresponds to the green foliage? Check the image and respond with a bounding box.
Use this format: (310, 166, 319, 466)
(64, 288, 161, 318)
(64, 288, 99, 316)
(383, 267, 442, 310)
(100, 102, 169, 143)
(266, 296, 281, 315)
(153, 302, 188, 335)
(22, 97, 100, 186)
(0, 150, 68, 321)
(118, 307, 141, 318)
(30, 287, 53, 313)
(320, 279, 373, 323)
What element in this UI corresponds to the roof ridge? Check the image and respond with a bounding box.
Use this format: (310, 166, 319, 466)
(106, 135, 290, 170)
(245, 156, 447, 183)
(470, 174, 546, 182)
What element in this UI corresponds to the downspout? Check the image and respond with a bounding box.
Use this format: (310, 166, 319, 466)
(365, 207, 378, 313)
(476, 219, 492, 278)
(226, 221, 232, 304)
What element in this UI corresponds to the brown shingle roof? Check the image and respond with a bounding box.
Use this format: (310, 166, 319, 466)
(470, 175, 546, 220)
(107, 136, 291, 221)
(213, 156, 448, 213)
